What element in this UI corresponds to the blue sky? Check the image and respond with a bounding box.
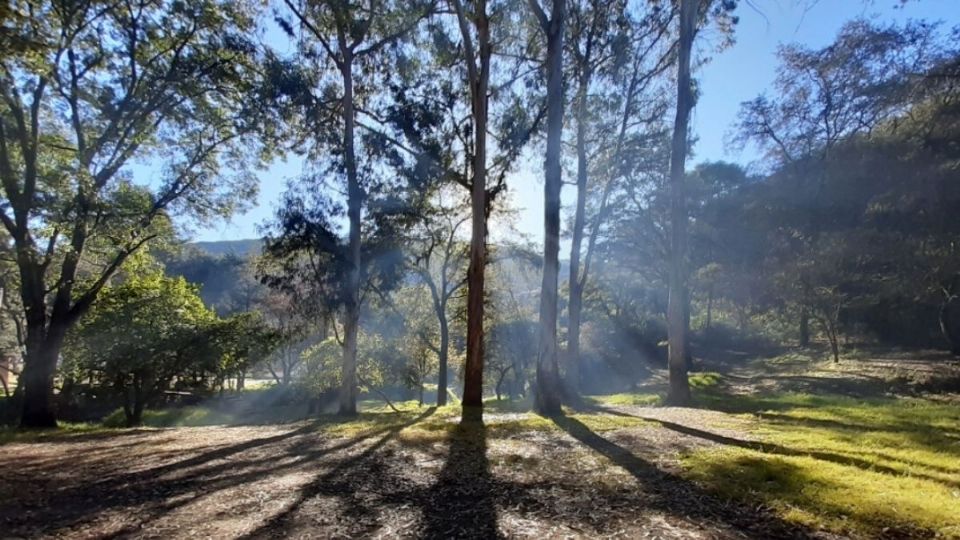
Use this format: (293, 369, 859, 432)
(193, 0, 960, 243)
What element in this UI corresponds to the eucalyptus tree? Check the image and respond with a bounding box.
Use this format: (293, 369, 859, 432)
(664, 0, 698, 405)
(447, 0, 494, 417)
(401, 0, 542, 420)
(1, 0, 267, 427)
(274, 0, 433, 415)
(408, 188, 469, 406)
(563, 0, 625, 395)
(659, 0, 739, 404)
(527, 0, 566, 415)
(563, 0, 675, 394)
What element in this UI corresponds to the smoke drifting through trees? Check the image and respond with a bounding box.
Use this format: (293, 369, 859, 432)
(2, 0, 958, 430)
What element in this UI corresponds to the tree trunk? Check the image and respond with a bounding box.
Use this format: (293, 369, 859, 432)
(799, 307, 810, 347)
(940, 297, 960, 356)
(535, 0, 564, 416)
(237, 369, 246, 392)
(436, 311, 450, 406)
(459, 1, 491, 421)
(339, 44, 361, 417)
(20, 319, 67, 428)
(665, 0, 696, 406)
(127, 373, 147, 427)
(705, 287, 713, 330)
(495, 366, 511, 401)
(566, 70, 590, 396)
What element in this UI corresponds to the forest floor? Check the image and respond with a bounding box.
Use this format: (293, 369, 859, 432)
(1, 347, 958, 539)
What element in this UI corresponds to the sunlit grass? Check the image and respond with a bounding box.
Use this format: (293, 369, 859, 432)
(0, 422, 118, 445)
(587, 392, 662, 406)
(682, 386, 960, 538)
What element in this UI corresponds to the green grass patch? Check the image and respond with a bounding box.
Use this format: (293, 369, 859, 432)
(689, 371, 723, 389)
(102, 406, 237, 428)
(586, 392, 662, 407)
(682, 390, 960, 538)
(0, 422, 119, 445)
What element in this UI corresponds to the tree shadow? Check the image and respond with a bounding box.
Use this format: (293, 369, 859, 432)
(239, 407, 438, 539)
(594, 406, 960, 489)
(420, 419, 499, 539)
(551, 413, 819, 539)
(0, 412, 440, 538)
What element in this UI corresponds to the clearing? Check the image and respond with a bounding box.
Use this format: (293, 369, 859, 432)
(1, 348, 958, 539)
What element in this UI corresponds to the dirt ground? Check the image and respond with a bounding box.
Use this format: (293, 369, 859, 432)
(4, 349, 953, 540)
(0, 407, 838, 540)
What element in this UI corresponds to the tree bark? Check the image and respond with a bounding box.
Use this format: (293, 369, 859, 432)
(455, 0, 492, 421)
(20, 316, 68, 428)
(799, 307, 810, 347)
(566, 69, 590, 396)
(339, 41, 361, 417)
(666, 0, 697, 406)
(437, 307, 450, 406)
(534, 0, 564, 416)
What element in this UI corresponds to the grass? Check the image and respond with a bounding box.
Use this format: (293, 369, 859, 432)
(679, 382, 960, 538)
(102, 406, 238, 428)
(0, 422, 118, 445)
(587, 392, 662, 406)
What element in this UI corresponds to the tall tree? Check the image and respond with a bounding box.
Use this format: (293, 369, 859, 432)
(529, 0, 565, 415)
(408, 189, 468, 406)
(1, 0, 264, 427)
(449, 0, 493, 419)
(665, 0, 697, 405)
(278, 0, 431, 415)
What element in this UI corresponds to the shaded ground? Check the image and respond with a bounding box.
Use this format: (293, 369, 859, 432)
(3, 349, 957, 539)
(0, 407, 832, 539)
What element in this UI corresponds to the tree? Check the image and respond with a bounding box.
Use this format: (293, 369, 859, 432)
(408, 189, 468, 406)
(65, 257, 217, 426)
(664, 0, 697, 405)
(529, 0, 565, 415)
(448, 0, 494, 420)
(1, 0, 265, 427)
(274, 0, 431, 415)
(734, 19, 943, 347)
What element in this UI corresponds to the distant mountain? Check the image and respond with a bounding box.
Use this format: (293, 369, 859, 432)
(192, 238, 262, 258)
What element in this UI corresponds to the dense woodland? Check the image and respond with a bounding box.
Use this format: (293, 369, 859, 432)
(1, 1, 960, 537)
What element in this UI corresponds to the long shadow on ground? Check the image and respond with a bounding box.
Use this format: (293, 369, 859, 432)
(551, 413, 815, 539)
(2, 408, 829, 539)
(420, 420, 498, 539)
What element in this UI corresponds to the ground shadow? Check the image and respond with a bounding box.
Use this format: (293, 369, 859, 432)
(420, 419, 498, 539)
(551, 413, 818, 539)
(594, 405, 960, 489)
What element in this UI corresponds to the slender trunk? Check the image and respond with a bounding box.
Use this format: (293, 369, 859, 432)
(666, 0, 697, 406)
(339, 45, 361, 417)
(940, 277, 960, 356)
(705, 286, 713, 330)
(683, 286, 693, 371)
(128, 373, 146, 427)
(566, 71, 590, 396)
(437, 310, 450, 406)
(237, 369, 246, 392)
(535, 0, 564, 415)
(940, 296, 960, 356)
(495, 367, 510, 401)
(799, 307, 810, 347)
(460, 2, 491, 421)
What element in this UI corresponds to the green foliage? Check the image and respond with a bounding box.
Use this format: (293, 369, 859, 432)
(64, 254, 277, 425)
